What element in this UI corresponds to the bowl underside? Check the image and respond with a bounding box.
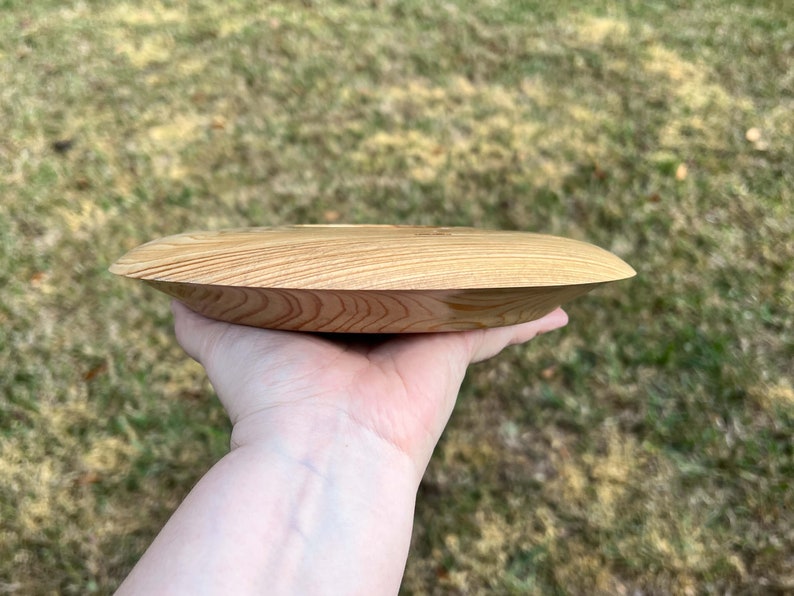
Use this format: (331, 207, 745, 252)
(148, 280, 602, 333)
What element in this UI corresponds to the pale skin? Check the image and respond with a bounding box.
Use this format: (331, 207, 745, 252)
(116, 301, 569, 595)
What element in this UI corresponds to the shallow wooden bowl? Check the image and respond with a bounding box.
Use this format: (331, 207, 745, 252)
(109, 225, 635, 333)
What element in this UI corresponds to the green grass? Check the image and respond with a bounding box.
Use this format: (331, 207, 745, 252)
(1, 0, 792, 593)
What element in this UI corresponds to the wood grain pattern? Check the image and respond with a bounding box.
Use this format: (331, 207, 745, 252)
(146, 280, 603, 333)
(110, 225, 635, 333)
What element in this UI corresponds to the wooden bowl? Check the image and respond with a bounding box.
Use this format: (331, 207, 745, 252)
(109, 225, 635, 333)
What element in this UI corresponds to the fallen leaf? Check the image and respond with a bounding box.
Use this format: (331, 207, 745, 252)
(83, 362, 108, 381)
(75, 471, 102, 486)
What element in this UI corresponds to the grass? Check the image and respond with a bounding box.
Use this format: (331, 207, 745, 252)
(1, 0, 792, 593)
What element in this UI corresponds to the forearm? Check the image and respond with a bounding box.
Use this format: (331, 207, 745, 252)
(117, 416, 419, 595)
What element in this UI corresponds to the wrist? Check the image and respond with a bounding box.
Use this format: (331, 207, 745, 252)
(227, 410, 420, 594)
(229, 399, 428, 486)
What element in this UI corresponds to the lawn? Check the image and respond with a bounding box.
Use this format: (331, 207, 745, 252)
(1, 0, 792, 593)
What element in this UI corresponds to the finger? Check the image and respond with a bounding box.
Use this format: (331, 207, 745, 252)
(170, 300, 285, 373)
(171, 300, 231, 364)
(171, 300, 310, 423)
(372, 307, 568, 403)
(170, 299, 346, 396)
(171, 300, 299, 369)
(375, 307, 568, 375)
(465, 307, 568, 364)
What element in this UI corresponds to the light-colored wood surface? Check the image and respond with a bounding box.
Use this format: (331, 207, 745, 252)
(110, 225, 635, 333)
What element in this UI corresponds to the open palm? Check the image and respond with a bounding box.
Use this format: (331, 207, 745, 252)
(171, 300, 568, 475)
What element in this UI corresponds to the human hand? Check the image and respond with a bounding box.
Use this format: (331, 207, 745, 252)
(172, 300, 568, 479)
